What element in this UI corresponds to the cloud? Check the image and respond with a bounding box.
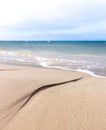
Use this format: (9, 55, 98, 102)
(0, 0, 106, 40)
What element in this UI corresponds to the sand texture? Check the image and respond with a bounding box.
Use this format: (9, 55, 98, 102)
(0, 64, 106, 130)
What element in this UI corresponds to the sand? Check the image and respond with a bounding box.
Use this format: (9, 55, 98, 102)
(0, 63, 106, 130)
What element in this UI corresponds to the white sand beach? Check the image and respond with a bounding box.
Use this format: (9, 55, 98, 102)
(0, 64, 106, 130)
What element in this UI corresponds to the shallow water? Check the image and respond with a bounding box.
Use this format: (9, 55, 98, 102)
(0, 41, 106, 76)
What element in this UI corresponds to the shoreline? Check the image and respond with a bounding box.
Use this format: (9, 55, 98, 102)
(41, 64, 106, 78)
(0, 41, 105, 78)
(0, 61, 106, 78)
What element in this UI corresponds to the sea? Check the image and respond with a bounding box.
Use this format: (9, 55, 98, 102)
(0, 41, 106, 77)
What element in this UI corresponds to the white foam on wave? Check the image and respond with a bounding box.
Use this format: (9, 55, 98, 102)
(39, 62, 106, 78)
(76, 69, 106, 78)
(0, 49, 106, 78)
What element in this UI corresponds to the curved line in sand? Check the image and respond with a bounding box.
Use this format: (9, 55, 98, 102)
(19, 76, 83, 110)
(0, 76, 83, 123)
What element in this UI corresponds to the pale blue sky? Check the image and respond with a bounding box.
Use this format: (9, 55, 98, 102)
(0, 0, 106, 40)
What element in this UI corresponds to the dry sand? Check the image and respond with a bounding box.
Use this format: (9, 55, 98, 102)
(0, 63, 106, 130)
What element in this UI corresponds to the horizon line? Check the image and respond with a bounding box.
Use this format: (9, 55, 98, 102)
(0, 40, 106, 42)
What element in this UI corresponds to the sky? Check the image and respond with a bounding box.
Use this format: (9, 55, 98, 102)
(0, 0, 106, 40)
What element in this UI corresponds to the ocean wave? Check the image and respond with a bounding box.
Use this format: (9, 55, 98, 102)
(0, 49, 106, 77)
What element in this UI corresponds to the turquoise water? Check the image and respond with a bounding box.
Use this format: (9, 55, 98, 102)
(0, 41, 106, 76)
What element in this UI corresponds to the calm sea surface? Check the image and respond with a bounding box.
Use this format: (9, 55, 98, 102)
(0, 41, 106, 76)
